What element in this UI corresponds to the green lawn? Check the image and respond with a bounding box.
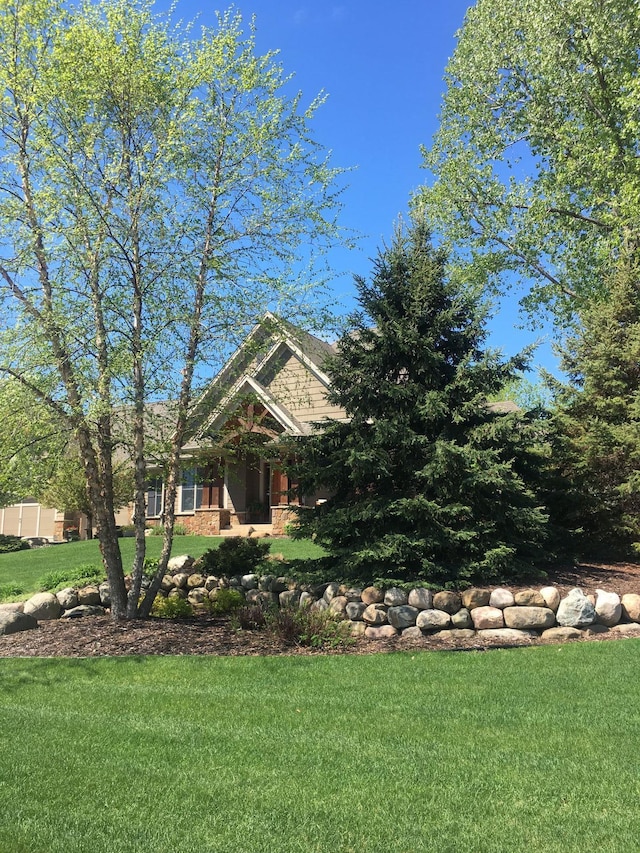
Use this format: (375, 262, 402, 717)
(0, 536, 326, 599)
(0, 640, 638, 852)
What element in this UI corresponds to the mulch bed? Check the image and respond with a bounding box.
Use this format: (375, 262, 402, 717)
(1, 561, 639, 659)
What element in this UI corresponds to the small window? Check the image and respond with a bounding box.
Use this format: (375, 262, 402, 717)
(146, 477, 163, 517)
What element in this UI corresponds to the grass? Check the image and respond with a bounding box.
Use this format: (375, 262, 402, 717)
(0, 535, 326, 599)
(0, 640, 638, 852)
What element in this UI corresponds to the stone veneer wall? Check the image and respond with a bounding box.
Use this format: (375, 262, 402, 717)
(179, 509, 231, 536)
(11, 556, 640, 646)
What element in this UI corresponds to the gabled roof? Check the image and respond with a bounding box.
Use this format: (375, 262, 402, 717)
(187, 313, 338, 446)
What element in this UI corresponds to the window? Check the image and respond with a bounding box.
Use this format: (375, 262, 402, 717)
(180, 467, 203, 512)
(146, 477, 163, 517)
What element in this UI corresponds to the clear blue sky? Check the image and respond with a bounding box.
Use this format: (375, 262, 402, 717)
(167, 0, 556, 373)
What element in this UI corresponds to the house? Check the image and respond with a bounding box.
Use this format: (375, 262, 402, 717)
(0, 314, 345, 541)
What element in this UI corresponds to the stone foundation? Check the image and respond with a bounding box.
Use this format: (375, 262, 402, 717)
(179, 509, 231, 536)
(271, 506, 297, 535)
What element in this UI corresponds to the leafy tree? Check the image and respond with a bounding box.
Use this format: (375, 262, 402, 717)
(0, 0, 346, 618)
(546, 263, 640, 551)
(419, 0, 640, 323)
(289, 220, 549, 586)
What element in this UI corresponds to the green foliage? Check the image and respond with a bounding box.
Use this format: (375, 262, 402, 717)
(419, 0, 640, 323)
(290, 219, 549, 585)
(147, 523, 188, 536)
(196, 536, 271, 577)
(208, 587, 245, 615)
(0, 582, 25, 602)
(151, 595, 194, 619)
(235, 602, 354, 649)
(37, 564, 104, 592)
(546, 264, 640, 550)
(234, 603, 269, 631)
(0, 534, 30, 554)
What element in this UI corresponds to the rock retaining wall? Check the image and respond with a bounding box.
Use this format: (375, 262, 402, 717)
(3, 555, 640, 645)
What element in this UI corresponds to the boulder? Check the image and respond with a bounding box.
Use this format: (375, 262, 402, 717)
(621, 593, 640, 622)
(540, 586, 561, 611)
(160, 574, 175, 591)
(342, 587, 364, 602)
(328, 596, 348, 617)
(186, 573, 205, 589)
(364, 624, 398, 640)
(451, 608, 473, 629)
(362, 603, 388, 625)
(461, 588, 491, 610)
(432, 591, 462, 614)
(187, 588, 207, 605)
(514, 588, 546, 607)
(384, 587, 408, 607)
(77, 586, 101, 606)
(204, 576, 219, 591)
(299, 591, 315, 609)
(346, 601, 367, 621)
(489, 588, 515, 609)
(0, 610, 38, 635)
(503, 606, 555, 631)
(172, 572, 189, 589)
(556, 588, 596, 628)
(613, 623, 640, 637)
(595, 589, 621, 627)
(437, 628, 476, 641)
(279, 589, 301, 608)
(56, 587, 78, 610)
(61, 605, 106, 619)
(540, 626, 582, 643)
(240, 574, 258, 590)
(23, 592, 61, 621)
(387, 605, 419, 629)
(361, 586, 384, 605)
(585, 623, 609, 635)
(416, 609, 451, 632)
(349, 621, 367, 638)
(408, 588, 433, 610)
(399, 626, 425, 642)
(477, 628, 535, 645)
(169, 588, 187, 599)
(322, 582, 340, 603)
(470, 606, 504, 630)
(98, 581, 111, 608)
(167, 555, 194, 573)
(0, 602, 24, 612)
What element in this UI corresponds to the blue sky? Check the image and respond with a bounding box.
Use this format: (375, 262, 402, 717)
(169, 0, 556, 373)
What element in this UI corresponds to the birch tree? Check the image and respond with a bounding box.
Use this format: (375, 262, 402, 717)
(0, 0, 346, 618)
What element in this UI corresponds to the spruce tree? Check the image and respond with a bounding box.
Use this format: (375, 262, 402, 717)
(291, 221, 549, 585)
(548, 264, 640, 551)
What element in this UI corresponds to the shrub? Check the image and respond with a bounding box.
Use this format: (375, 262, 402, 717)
(274, 607, 355, 649)
(38, 564, 105, 592)
(0, 534, 30, 554)
(208, 587, 245, 615)
(196, 536, 271, 577)
(147, 523, 188, 536)
(151, 595, 193, 618)
(0, 582, 25, 602)
(234, 603, 270, 630)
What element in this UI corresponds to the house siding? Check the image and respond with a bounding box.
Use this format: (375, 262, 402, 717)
(261, 350, 346, 424)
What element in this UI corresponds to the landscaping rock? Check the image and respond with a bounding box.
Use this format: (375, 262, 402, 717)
(432, 591, 461, 614)
(585, 623, 609, 635)
(461, 588, 491, 610)
(361, 586, 385, 605)
(271, 577, 290, 594)
(470, 606, 504, 630)
(416, 609, 451, 631)
(362, 603, 388, 625)
(186, 573, 205, 589)
(187, 588, 207, 605)
(329, 596, 348, 616)
(56, 588, 78, 610)
(451, 608, 473, 629)
(349, 621, 367, 638)
(77, 586, 101, 606)
(23, 592, 61, 621)
(595, 589, 621, 626)
(98, 582, 111, 607)
(621, 593, 640, 622)
(387, 605, 419, 629)
(0, 602, 24, 612)
(342, 587, 364, 602)
(346, 601, 366, 621)
(556, 588, 596, 628)
(399, 626, 424, 641)
(364, 624, 398, 640)
(311, 598, 329, 612)
(0, 610, 38, 635)
(384, 587, 408, 607)
(160, 574, 175, 591)
(167, 555, 194, 573)
(408, 588, 432, 610)
(323, 582, 340, 603)
(540, 586, 561, 611)
(240, 573, 258, 590)
(279, 589, 301, 608)
(172, 572, 189, 589)
(477, 628, 535, 644)
(540, 626, 582, 643)
(514, 588, 546, 607)
(613, 623, 640, 637)
(169, 588, 187, 599)
(62, 605, 106, 619)
(489, 588, 514, 609)
(299, 591, 315, 609)
(438, 628, 476, 641)
(503, 606, 555, 631)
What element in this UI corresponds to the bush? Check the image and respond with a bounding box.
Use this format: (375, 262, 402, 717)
(196, 537, 271, 577)
(0, 582, 25, 602)
(234, 602, 354, 649)
(0, 534, 30, 554)
(208, 587, 245, 615)
(151, 595, 193, 618)
(234, 603, 270, 630)
(38, 564, 105, 592)
(147, 523, 188, 536)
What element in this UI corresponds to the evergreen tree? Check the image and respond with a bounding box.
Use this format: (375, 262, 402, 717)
(290, 221, 549, 585)
(547, 264, 640, 551)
